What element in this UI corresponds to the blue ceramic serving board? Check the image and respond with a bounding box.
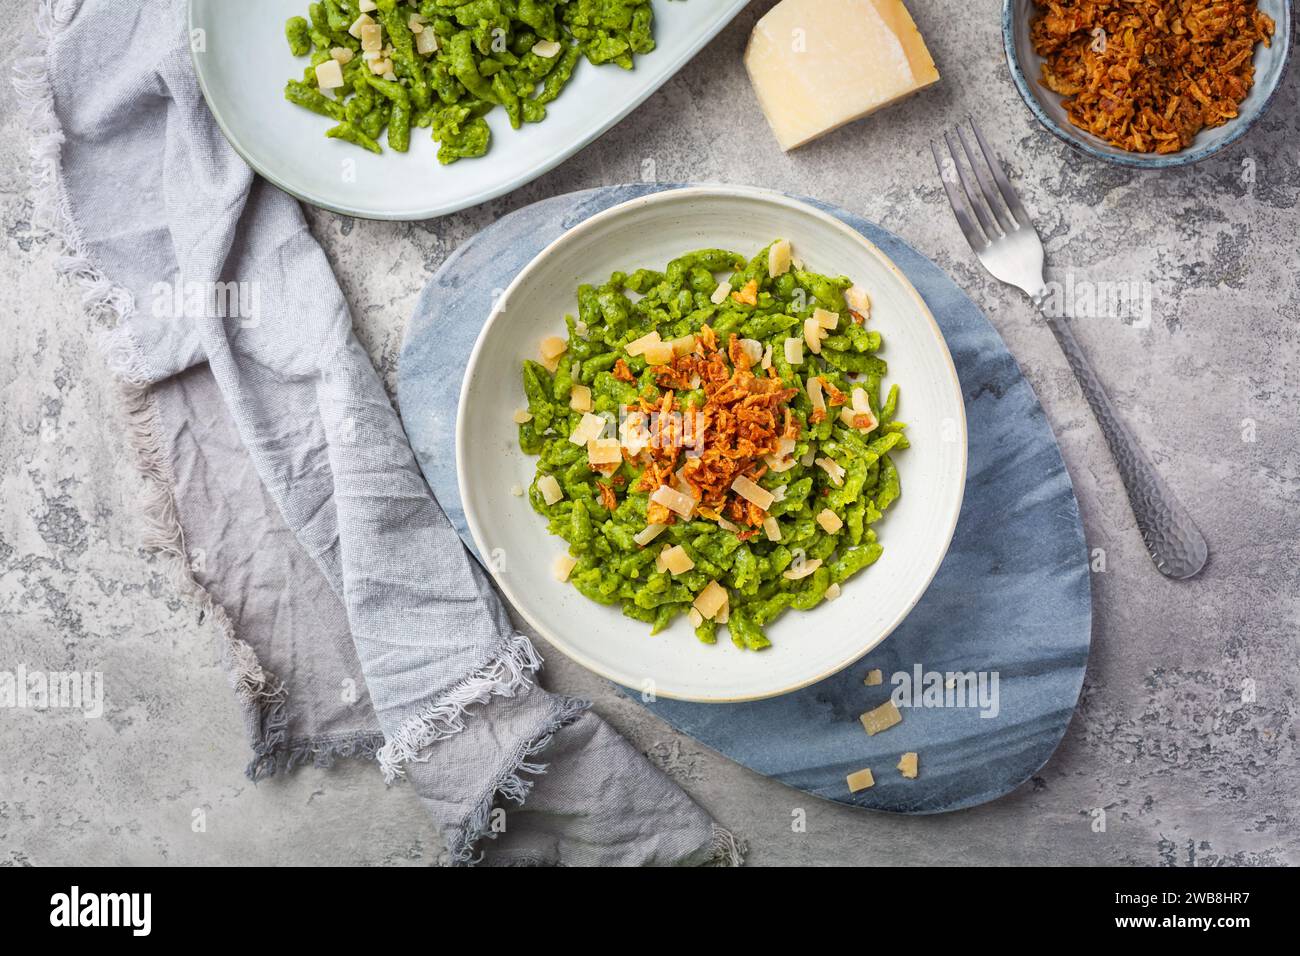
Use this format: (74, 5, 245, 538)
(398, 184, 1091, 814)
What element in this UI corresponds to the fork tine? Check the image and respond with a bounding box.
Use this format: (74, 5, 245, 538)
(944, 130, 1001, 242)
(930, 138, 988, 251)
(956, 124, 1015, 236)
(968, 118, 1033, 229)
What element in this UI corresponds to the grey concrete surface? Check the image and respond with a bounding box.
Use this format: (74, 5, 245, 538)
(1, 0, 1297, 866)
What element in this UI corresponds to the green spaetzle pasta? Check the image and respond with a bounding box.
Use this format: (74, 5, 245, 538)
(283, 0, 658, 161)
(519, 240, 910, 651)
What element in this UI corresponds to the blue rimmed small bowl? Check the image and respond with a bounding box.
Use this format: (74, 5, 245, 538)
(1003, 0, 1293, 168)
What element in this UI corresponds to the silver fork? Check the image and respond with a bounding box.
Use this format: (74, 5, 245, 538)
(931, 119, 1208, 580)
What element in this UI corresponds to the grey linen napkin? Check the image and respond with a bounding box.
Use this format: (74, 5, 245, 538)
(18, 0, 740, 866)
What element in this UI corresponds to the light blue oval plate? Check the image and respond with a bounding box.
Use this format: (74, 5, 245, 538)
(398, 184, 1093, 813)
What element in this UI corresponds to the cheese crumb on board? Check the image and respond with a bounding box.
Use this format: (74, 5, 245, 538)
(863, 668, 883, 686)
(897, 752, 918, 779)
(846, 768, 875, 793)
(860, 699, 902, 736)
(744, 0, 940, 151)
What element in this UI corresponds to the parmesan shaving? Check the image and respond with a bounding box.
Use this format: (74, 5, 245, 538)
(650, 484, 697, 519)
(539, 336, 568, 361)
(761, 343, 773, 370)
(762, 516, 782, 542)
(553, 553, 577, 582)
(569, 384, 593, 413)
(688, 607, 703, 627)
(783, 337, 804, 365)
(586, 438, 622, 466)
(537, 475, 564, 506)
(859, 700, 903, 736)
(824, 582, 842, 601)
(660, 545, 695, 575)
(710, 281, 733, 305)
(513, 408, 533, 424)
(510, 484, 524, 497)
(669, 334, 697, 357)
(315, 59, 344, 90)
(782, 557, 822, 580)
(634, 523, 667, 547)
(816, 508, 843, 533)
(643, 341, 675, 366)
(532, 39, 562, 58)
(416, 29, 438, 55)
(767, 239, 792, 277)
(730, 475, 775, 510)
(897, 752, 918, 779)
(814, 307, 840, 330)
(815, 456, 845, 486)
(845, 284, 871, 318)
(350, 13, 376, 39)
(740, 338, 764, 367)
(693, 581, 728, 620)
(803, 317, 824, 354)
(863, 668, 883, 686)
(806, 375, 826, 412)
(624, 330, 662, 357)
(569, 412, 607, 445)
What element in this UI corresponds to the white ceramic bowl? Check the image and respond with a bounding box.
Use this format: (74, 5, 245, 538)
(457, 186, 967, 702)
(188, 0, 749, 220)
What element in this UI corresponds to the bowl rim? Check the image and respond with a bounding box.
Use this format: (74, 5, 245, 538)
(1001, 0, 1294, 169)
(455, 184, 969, 702)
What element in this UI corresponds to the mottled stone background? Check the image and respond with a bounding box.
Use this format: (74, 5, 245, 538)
(1, 0, 1296, 865)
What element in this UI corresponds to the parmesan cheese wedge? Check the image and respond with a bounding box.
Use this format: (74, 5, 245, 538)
(846, 768, 875, 793)
(744, 0, 941, 151)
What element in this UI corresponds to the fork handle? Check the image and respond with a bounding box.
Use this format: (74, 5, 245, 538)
(1033, 294, 1208, 579)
